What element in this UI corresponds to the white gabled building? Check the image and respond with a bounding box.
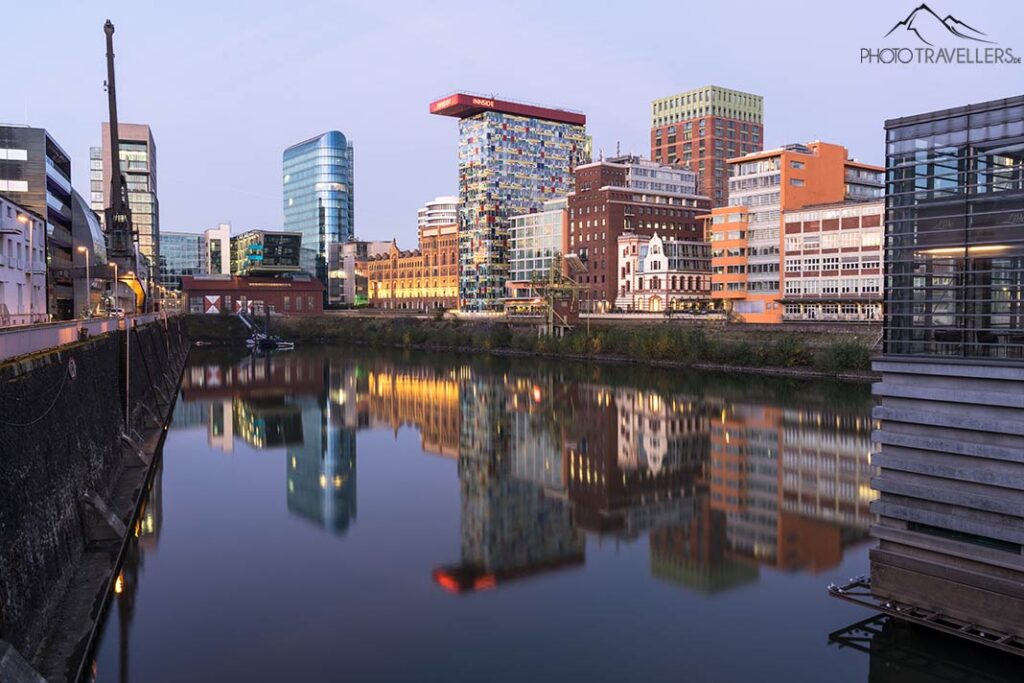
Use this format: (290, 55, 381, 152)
(615, 232, 712, 312)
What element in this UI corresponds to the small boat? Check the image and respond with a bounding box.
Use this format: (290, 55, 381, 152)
(246, 333, 294, 351)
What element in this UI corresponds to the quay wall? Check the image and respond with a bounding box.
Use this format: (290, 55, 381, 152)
(0, 318, 189, 667)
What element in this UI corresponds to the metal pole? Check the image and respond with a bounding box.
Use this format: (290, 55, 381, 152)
(125, 313, 130, 432)
(18, 214, 34, 323)
(28, 217, 34, 323)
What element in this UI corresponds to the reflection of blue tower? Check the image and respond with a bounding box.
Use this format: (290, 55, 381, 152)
(286, 392, 357, 534)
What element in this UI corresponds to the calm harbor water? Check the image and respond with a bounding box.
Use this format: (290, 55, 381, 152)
(87, 349, 1022, 682)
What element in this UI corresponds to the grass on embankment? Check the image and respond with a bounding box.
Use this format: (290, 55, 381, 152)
(186, 314, 876, 378)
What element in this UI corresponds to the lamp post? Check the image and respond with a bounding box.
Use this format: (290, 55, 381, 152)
(77, 245, 91, 318)
(16, 213, 34, 324)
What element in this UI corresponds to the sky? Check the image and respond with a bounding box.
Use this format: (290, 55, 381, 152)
(5, 0, 1023, 245)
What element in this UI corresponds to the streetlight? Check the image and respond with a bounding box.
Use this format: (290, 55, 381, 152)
(17, 214, 34, 324)
(77, 245, 91, 318)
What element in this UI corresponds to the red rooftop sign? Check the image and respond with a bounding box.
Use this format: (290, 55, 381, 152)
(429, 93, 585, 126)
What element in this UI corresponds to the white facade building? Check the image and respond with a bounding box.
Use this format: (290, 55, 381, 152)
(615, 155, 698, 196)
(0, 196, 46, 325)
(780, 200, 883, 322)
(616, 232, 712, 312)
(203, 223, 232, 275)
(417, 196, 459, 232)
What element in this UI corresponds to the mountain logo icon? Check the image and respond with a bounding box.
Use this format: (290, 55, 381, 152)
(884, 4, 994, 46)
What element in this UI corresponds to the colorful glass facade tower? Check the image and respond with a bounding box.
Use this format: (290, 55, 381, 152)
(430, 93, 589, 311)
(283, 131, 354, 299)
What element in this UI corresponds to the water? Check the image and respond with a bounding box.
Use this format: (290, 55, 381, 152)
(87, 348, 1023, 682)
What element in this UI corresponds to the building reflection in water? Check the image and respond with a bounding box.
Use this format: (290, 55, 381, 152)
(174, 351, 877, 591)
(180, 352, 357, 534)
(176, 352, 878, 592)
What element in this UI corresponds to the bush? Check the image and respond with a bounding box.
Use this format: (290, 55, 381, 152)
(814, 340, 871, 374)
(763, 334, 812, 368)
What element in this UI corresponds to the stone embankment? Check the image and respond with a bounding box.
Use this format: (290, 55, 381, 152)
(0, 317, 189, 682)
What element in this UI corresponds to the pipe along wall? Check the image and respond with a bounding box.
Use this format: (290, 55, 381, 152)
(0, 317, 189, 681)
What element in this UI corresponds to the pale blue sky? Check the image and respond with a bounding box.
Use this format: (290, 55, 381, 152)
(5, 0, 1022, 244)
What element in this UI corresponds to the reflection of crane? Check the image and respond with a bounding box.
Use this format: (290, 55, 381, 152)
(103, 20, 146, 311)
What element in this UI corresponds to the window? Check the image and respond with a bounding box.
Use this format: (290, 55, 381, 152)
(790, 178, 805, 186)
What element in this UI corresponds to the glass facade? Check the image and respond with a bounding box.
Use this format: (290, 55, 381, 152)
(90, 124, 160, 276)
(509, 198, 566, 284)
(457, 112, 587, 311)
(0, 126, 75, 319)
(885, 97, 1024, 360)
(283, 131, 354, 300)
(230, 230, 302, 275)
(159, 231, 204, 291)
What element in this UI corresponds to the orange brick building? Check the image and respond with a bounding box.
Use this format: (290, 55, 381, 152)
(363, 224, 458, 310)
(707, 141, 883, 323)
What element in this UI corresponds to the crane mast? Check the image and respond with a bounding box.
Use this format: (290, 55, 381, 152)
(103, 19, 134, 259)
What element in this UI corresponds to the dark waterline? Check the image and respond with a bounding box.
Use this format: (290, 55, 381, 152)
(86, 348, 1022, 682)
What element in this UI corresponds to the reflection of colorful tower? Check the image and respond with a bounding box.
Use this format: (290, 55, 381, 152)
(433, 372, 584, 593)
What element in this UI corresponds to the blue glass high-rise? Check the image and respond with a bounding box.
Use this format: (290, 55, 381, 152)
(283, 131, 354, 302)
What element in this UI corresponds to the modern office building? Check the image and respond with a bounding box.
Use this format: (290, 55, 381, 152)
(283, 131, 355, 295)
(615, 232, 712, 312)
(779, 199, 883, 322)
(0, 125, 75, 319)
(650, 86, 764, 206)
(430, 93, 589, 311)
(567, 154, 711, 312)
(203, 223, 231, 275)
(91, 123, 159, 271)
(70, 189, 109, 315)
(230, 230, 303, 276)
(417, 195, 459, 232)
(868, 96, 1024, 643)
(159, 231, 205, 291)
(0, 196, 46, 325)
(330, 239, 391, 306)
(707, 141, 883, 323)
(507, 197, 569, 300)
